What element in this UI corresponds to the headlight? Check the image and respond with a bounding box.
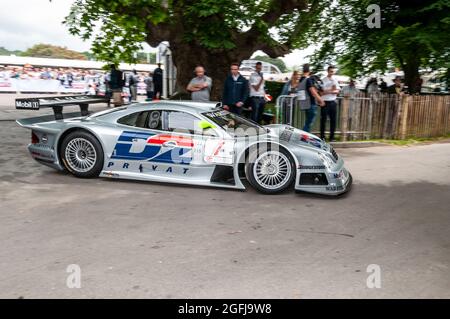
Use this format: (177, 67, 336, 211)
(318, 152, 334, 169)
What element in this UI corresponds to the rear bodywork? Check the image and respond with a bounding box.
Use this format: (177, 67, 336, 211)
(16, 99, 352, 195)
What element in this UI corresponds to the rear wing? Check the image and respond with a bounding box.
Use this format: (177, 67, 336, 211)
(15, 95, 108, 120)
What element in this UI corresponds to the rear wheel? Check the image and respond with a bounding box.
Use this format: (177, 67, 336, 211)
(60, 131, 104, 178)
(245, 146, 296, 194)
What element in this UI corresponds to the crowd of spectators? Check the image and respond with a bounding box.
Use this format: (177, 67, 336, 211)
(0, 65, 103, 83)
(0, 64, 155, 98)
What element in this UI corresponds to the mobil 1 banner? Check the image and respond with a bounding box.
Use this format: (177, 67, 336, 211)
(15, 99, 40, 110)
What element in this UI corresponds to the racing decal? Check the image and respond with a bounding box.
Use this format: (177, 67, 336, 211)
(147, 134, 194, 148)
(204, 110, 228, 118)
(326, 185, 344, 191)
(280, 129, 293, 142)
(204, 139, 234, 164)
(299, 134, 322, 148)
(105, 161, 190, 175)
(298, 165, 326, 170)
(111, 131, 193, 165)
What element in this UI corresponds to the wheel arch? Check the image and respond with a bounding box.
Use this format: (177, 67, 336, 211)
(56, 126, 105, 165)
(236, 141, 299, 179)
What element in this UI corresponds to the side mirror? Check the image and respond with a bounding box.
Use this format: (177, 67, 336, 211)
(198, 120, 216, 130)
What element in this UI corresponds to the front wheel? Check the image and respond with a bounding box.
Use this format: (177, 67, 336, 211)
(245, 146, 296, 194)
(60, 130, 104, 178)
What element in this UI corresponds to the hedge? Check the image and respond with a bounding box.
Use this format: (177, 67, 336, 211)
(265, 81, 286, 102)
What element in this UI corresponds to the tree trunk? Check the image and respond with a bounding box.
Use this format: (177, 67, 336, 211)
(169, 42, 253, 101)
(402, 57, 421, 94)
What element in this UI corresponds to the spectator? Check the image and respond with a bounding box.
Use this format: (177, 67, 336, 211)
(40, 68, 52, 80)
(281, 70, 300, 96)
(222, 63, 249, 115)
(129, 69, 139, 102)
(341, 79, 359, 123)
(298, 64, 325, 132)
(186, 65, 212, 102)
(379, 78, 387, 93)
(104, 71, 112, 107)
(341, 79, 359, 98)
(320, 66, 341, 142)
(281, 65, 324, 132)
(366, 77, 379, 95)
(108, 64, 125, 107)
(280, 70, 301, 125)
(57, 72, 65, 85)
(88, 83, 96, 95)
(67, 70, 74, 87)
(11, 68, 20, 79)
(310, 74, 323, 92)
(413, 77, 423, 94)
(249, 61, 266, 123)
(144, 72, 154, 100)
(387, 76, 403, 95)
(0, 67, 9, 80)
(153, 63, 163, 100)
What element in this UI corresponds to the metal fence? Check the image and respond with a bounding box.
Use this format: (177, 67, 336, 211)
(276, 93, 450, 140)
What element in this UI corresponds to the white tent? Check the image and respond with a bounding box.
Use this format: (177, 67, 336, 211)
(0, 55, 158, 72)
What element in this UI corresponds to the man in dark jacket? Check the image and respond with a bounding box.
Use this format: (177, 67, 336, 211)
(108, 64, 125, 107)
(152, 63, 163, 99)
(222, 63, 249, 115)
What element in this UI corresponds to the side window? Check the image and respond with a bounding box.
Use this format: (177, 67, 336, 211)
(117, 112, 139, 126)
(164, 111, 201, 134)
(135, 112, 149, 128)
(117, 111, 162, 130)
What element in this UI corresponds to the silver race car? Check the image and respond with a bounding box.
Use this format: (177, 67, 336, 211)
(16, 95, 352, 195)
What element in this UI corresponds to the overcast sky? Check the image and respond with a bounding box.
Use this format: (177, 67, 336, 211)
(0, 0, 311, 68)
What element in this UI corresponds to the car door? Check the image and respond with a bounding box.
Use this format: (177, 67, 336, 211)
(148, 109, 219, 180)
(109, 108, 234, 183)
(108, 110, 163, 173)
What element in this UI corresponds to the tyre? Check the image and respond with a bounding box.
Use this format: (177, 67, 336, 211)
(245, 145, 296, 194)
(60, 130, 104, 178)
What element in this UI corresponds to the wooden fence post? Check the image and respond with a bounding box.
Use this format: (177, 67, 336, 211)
(435, 95, 444, 136)
(367, 96, 374, 139)
(341, 97, 350, 141)
(399, 94, 410, 140)
(382, 96, 392, 138)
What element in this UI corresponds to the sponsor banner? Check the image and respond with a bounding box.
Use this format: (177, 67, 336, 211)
(0, 78, 88, 93)
(137, 82, 147, 95)
(0, 78, 150, 94)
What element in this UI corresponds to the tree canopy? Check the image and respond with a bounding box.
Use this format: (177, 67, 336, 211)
(65, 0, 329, 97)
(0, 47, 23, 56)
(310, 0, 450, 93)
(21, 43, 88, 60)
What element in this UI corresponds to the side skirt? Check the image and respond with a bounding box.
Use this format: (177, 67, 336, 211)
(99, 170, 246, 190)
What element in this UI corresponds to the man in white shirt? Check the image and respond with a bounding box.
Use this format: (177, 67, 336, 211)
(249, 62, 266, 123)
(320, 66, 341, 141)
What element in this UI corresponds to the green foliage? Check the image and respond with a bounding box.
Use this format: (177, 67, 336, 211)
(253, 55, 288, 73)
(310, 0, 450, 87)
(65, 0, 150, 66)
(65, 0, 330, 64)
(136, 52, 157, 64)
(0, 46, 23, 56)
(265, 81, 286, 102)
(21, 43, 87, 60)
(81, 51, 95, 60)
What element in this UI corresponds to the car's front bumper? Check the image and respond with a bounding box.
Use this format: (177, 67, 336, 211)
(295, 166, 353, 196)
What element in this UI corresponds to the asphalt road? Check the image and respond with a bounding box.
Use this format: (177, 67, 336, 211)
(0, 94, 449, 298)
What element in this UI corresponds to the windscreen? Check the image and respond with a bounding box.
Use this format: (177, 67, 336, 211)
(202, 109, 267, 137)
